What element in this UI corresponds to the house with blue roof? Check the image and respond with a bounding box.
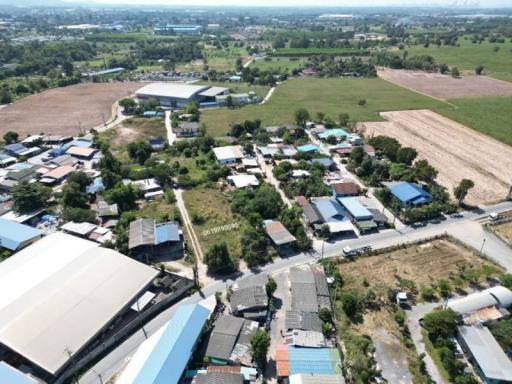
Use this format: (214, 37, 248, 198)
(338, 197, 377, 233)
(297, 144, 320, 153)
(128, 218, 183, 259)
(318, 128, 349, 141)
(311, 197, 355, 235)
(387, 182, 432, 208)
(116, 303, 211, 384)
(0, 218, 43, 251)
(0, 361, 38, 384)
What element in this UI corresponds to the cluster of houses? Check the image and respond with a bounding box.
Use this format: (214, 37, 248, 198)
(445, 286, 512, 383)
(276, 265, 344, 383)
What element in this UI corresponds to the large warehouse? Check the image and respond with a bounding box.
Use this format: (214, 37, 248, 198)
(135, 82, 228, 108)
(0, 232, 159, 382)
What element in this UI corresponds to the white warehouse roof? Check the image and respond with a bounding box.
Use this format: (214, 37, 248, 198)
(136, 82, 209, 100)
(0, 232, 159, 375)
(447, 286, 512, 315)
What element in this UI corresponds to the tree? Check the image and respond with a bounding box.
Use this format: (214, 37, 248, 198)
(491, 318, 512, 350)
(272, 34, 286, 49)
(294, 108, 310, 126)
(319, 307, 332, 324)
(62, 182, 89, 209)
(357, 99, 367, 106)
(341, 291, 362, 322)
(350, 146, 365, 165)
(12, 181, 51, 213)
(454, 179, 475, 206)
(225, 95, 234, 109)
(423, 309, 459, 342)
(119, 98, 137, 114)
(204, 242, 235, 274)
(127, 140, 153, 165)
(475, 65, 484, 75)
(396, 147, 418, 165)
(250, 330, 270, 367)
(62, 61, 74, 77)
(265, 276, 277, 298)
(439, 63, 449, 74)
(67, 171, 92, 191)
(414, 160, 438, 183)
(451, 67, 460, 78)
(104, 183, 137, 212)
(62, 207, 96, 223)
(318, 223, 330, 240)
(3, 131, 19, 144)
(338, 113, 350, 127)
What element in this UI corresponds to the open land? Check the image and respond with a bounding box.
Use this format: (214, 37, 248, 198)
(494, 221, 512, 245)
(378, 68, 512, 99)
(0, 82, 141, 137)
(358, 109, 512, 205)
(182, 186, 242, 261)
(337, 238, 501, 383)
(406, 38, 512, 82)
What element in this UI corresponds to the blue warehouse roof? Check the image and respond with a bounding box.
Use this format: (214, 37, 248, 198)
(0, 218, 42, 251)
(389, 182, 432, 206)
(0, 362, 38, 384)
(131, 304, 210, 384)
(288, 346, 342, 376)
(313, 198, 347, 222)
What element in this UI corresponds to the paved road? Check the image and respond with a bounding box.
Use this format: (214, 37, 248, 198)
(373, 328, 413, 384)
(79, 201, 512, 384)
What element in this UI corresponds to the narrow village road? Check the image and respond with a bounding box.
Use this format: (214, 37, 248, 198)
(164, 110, 177, 146)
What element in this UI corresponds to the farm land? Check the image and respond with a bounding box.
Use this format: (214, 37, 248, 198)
(359, 109, 512, 205)
(0, 82, 141, 137)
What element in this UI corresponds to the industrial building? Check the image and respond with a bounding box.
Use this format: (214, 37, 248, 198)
(135, 83, 228, 108)
(0, 233, 159, 381)
(0, 218, 42, 251)
(117, 303, 211, 384)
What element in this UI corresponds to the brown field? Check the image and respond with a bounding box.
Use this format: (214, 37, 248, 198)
(0, 82, 141, 137)
(358, 109, 512, 205)
(494, 221, 512, 244)
(340, 238, 501, 301)
(378, 68, 512, 100)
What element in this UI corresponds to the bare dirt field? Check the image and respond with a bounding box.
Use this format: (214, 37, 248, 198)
(494, 221, 512, 245)
(378, 68, 512, 100)
(0, 82, 142, 137)
(358, 109, 512, 205)
(340, 238, 498, 299)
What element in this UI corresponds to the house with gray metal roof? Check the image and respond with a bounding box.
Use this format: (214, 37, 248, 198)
(264, 220, 296, 252)
(195, 372, 244, 384)
(129, 218, 183, 259)
(230, 285, 268, 321)
(285, 311, 323, 333)
(457, 325, 512, 383)
(204, 315, 245, 363)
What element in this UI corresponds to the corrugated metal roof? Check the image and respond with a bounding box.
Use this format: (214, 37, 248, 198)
(288, 347, 342, 376)
(447, 290, 499, 315)
(297, 144, 320, 153)
(0, 362, 38, 384)
(129, 218, 155, 249)
(264, 220, 296, 246)
(0, 218, 42, 251)
(458, 325, 512, 381)
(312, 198, 347, 223)
(205, 315, 245, 361)
(230, 285, 268, 313)
(337, 197, 373, 220)
(136, 82, 209, 100)
(199, 86, 228, 97)
(155, 222, 180, 244)
(285, 311, 323, 333)
(126, 304, 210, 384)
(389, 182, 431, 205)
(318, 128, 349, 139)
(289, 373, 346, 384)
(196, 372, 244, 384)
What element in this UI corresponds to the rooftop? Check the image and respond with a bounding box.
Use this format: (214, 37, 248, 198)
(0, 233, 158, 374)
(264, 220, 296, 246)
(337, 197, 373, 220)
(205, 315, 245, 361)
(0, 218, 42, 251)
(331, 182, 361, 196)
(388, 182, 432, 206)
(230, 285, 268, 313)
(213, 145, 244, 161)
(0, 362, 38, 384)
(195, 372, 244, 384)
(136, 82, 209, 100)
(458, 325, 512, 381)
(447, 286, 512, 315)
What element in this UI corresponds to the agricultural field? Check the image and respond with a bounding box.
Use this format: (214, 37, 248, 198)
(359, 109, 512, 205)
(200, 77, 449, 137)
(406, 37, 512, 82)
(378, 68, 512, 99)
(182, 186, 242, 262)
(0, 82, 141, 137)
(201, 80, 270, 98)
(271, 47, 369, 56)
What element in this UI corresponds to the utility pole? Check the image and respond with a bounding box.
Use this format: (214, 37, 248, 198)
(479, 238, 486, 256)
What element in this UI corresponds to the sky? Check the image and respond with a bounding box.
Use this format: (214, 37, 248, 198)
(63, 0, 512, 7)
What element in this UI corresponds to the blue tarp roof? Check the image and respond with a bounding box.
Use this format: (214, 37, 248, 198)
(288, 346, 342, 376)
(338, 197, 373, 220)
(0, 362, 37, 384)
(297, 144, 320, 153)
(132, 304, 210, 384)
(389, 182, 432, 206)
(318, 128, 349, 139)
(86, 177, 105, 194)
(155, 222, 181, 244)
(0, 218, 42, 251)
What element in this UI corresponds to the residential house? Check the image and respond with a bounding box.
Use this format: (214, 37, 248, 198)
(263, 220, 296, 252)
(0, 154, 16, 168)
(338, 197, 377, 234)
(310, 157, 336, 171)
(39, 165, 75, 186)
(66, 146, 99, 160)
(230, 285, 268, 321)
(387, 182, 432, 208)
(128, 218, 183, 259)
(149, 138, 166, 151)
(175, 122, 201, 137)
(331, 182, 361, 198)
(297, 144, 320, 154)
(213, 145, 244, 165)
(311, 197, 355, 235)
(227, 174, 260, 189)
(0, 218, 42, 251)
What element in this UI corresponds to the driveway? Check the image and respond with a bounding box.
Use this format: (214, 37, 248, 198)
(406, 302, 449, 384)
(164, 110, 177, 146)
(373, 328, 413, 384)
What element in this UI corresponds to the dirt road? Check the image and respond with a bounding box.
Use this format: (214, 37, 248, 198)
(359, 109, 512, 205)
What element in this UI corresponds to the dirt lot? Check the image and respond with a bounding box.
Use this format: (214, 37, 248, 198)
(340, 239, 498, 299)
(358, 109, 512, 205)
(0, 82, 141, 137)
(494, 221, 512, 244)
(102, 117, 166, 149)
(378, 68, 512, 100)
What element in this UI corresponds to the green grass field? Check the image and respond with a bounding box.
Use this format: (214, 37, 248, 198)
(407, 37, 512, 82)
(200, 80, 270, 98)
(250, 57, 308, 73)
(271, 47, 370, 57)
(200, 77, 512, 146)
(200, 77, 450, 136)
